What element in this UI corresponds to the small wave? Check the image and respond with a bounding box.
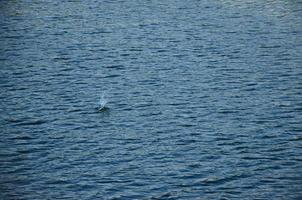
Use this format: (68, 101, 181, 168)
(6, 117, 47, 126)
(18, 119, 47, 126)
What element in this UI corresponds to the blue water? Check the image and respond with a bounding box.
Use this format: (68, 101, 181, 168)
(1, 0, 302, 199)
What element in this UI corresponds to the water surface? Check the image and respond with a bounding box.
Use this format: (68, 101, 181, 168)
(0, 0, 302, 199)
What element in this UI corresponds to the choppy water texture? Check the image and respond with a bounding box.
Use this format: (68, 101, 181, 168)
(1, 0, 302, 199)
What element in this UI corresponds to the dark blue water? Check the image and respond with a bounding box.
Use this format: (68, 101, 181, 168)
(1, 0, 302, 199)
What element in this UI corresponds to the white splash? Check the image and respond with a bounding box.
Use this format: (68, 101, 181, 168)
(98, 93, 108, 111)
